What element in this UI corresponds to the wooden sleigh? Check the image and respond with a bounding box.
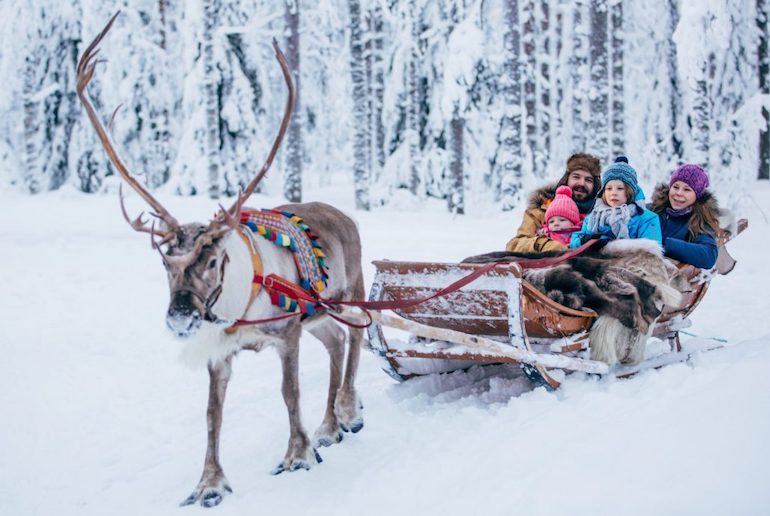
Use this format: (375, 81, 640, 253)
(349, 218, 748, 389)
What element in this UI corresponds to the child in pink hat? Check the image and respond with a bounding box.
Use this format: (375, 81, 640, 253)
(538, 186, 582, 245)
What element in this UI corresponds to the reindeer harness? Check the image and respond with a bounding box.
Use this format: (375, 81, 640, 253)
(225, 209, 330, 333)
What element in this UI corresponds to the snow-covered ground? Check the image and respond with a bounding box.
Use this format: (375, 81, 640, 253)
(2, 181, 770, 516)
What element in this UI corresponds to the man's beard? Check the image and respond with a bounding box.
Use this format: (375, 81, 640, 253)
(572, 187, 590, 201)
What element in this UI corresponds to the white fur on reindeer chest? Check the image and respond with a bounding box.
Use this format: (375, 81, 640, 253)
(179, 229, 300, 368)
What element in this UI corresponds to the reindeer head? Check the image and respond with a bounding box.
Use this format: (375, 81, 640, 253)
(158, 223, 233, 337)
(77, 12, 295, 338)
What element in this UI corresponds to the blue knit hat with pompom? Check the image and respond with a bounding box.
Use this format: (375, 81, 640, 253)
(600, 156, 640, 198)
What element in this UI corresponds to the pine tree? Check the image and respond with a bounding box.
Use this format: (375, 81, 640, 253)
(759, 0, 769, 180)
(22, 3, 82, 193)
(522, 0, 537, 176)
(589, 0, 608, 160)
(407, 0, 422, 196)
(203, 0, 222, 198)
(570, 1, 589, 151)
(610, 0, 624, 157)
(445, 0, 465, 214)
(369, 1, 386, 182)
(498, 0, 523, 210)
(448, 104, 464, 214)
(536, 0, 551, 179)
(283, 0, 302, 202)
(667, 0, 684, 161)
(690, 53, 713, 168)
(349, 0, 370, 210)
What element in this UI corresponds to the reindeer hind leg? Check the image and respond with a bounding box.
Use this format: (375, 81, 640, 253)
(335, 276, 365, 434)
(336, 325, 364, 433)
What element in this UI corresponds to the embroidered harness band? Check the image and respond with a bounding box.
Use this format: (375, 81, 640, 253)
(225, 209, 330, 333)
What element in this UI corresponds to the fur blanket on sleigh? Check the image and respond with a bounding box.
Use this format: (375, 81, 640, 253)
(462, 239, 691, 366)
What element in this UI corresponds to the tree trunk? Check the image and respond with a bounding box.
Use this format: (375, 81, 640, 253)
(570, 1, 588, 151)
(498, 0, 523, 210)
(203, 0, 222, 199)
(22, 49, 42, 194)
(589, 0, 609, 160)
(759, 0, 769, 180)
(369, 2, 386, 177)
(691, 54, 714, 168)
(158, 0, 167, 50)
(447, 106, 464, 214)
(284, 0, 302, 202)
(667, 0, 684, 161)
(537, 0, 551, 179)
(407, 0, 422, 196)
(349, 0, 370, 209)
(552, 2, 564, 155)
(522, 0, 537, 176)
(610, 0, 624, 157)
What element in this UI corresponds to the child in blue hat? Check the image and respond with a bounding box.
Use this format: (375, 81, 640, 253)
(570, 156, 662, 247)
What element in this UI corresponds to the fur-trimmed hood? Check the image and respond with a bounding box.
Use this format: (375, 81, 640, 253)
(527, 182, 559, 210)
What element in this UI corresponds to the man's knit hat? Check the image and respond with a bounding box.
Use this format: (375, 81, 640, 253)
(669, 164, 709, 199)
(601, 155, 640, 198)
(545, 186, 581, 225)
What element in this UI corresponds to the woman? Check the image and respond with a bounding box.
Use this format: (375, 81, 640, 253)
(648, 164, 720, 269)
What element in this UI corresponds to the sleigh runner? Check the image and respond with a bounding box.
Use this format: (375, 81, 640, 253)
(349, 218, 748, 389)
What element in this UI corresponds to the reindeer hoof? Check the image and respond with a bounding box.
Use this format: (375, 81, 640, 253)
(180, 484, 232, 508)
(271, 449, 322, 475)
(313, 424, 344, 448)
(315, 432, 343, 448)
(341, 420, 364, 434)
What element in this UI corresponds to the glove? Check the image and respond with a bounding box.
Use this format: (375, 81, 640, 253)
(580, 233, 600, 245)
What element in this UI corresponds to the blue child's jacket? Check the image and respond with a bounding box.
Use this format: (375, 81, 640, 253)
(570, 190, 662, 248)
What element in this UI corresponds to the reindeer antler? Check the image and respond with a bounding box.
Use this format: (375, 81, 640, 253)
(76, 11, 180, 236)
(217, 39, 296, 225)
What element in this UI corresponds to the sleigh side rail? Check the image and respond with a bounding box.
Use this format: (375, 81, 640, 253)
(366, 260, 594, 386)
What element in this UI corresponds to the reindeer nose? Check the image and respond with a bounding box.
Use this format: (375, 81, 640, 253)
(167, 291, 202, 337)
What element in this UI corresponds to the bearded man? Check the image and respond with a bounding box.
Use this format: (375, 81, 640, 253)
(505, 153, 602, 252)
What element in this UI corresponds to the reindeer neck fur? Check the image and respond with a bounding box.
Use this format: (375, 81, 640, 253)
(178, 226, 304, 369)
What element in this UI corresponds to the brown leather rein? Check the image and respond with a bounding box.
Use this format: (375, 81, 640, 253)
(225, 233, 599, 331)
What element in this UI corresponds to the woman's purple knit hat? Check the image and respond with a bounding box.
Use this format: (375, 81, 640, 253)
(670, 164, 709, 199)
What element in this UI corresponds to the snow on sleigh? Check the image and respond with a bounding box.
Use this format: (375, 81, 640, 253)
(356, 218, 748, 389)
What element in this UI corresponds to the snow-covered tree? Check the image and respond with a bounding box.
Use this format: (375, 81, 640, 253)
(21, 3, 82, 193)
(283, 0, 302, 202)
(758, 0, 769, 180)
(348, 0, 370, 209)
(369, 1, 387, 182)
(610, 0, 624, 157)
(203, 0, 223, 198)
(522, 0, 537, 178)
(588, 0, 608, 160)
(497, 0, 523, 210)
(569, 1, 589, 152)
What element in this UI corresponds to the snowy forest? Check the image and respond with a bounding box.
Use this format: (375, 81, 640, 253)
(1, 0, 769, 213)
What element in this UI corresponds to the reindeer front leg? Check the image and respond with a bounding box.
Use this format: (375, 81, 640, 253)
(181, 355, 233, 507)
(272, 321, 322, 474)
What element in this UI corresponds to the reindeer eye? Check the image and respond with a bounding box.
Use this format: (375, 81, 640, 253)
(208, 258, 217, 269)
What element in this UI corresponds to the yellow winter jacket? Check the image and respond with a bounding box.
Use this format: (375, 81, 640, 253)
(504, 183, 568, 253)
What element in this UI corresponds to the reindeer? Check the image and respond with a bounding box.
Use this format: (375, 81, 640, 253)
(76, 13, 365, 508)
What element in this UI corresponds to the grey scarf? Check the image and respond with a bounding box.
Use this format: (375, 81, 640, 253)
(588, 200, 637, 239)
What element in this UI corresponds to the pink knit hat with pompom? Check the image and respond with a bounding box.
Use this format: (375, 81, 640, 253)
(545, 186, 580, 225)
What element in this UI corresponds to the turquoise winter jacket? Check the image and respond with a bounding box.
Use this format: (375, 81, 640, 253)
(569, 203, 663, 248)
